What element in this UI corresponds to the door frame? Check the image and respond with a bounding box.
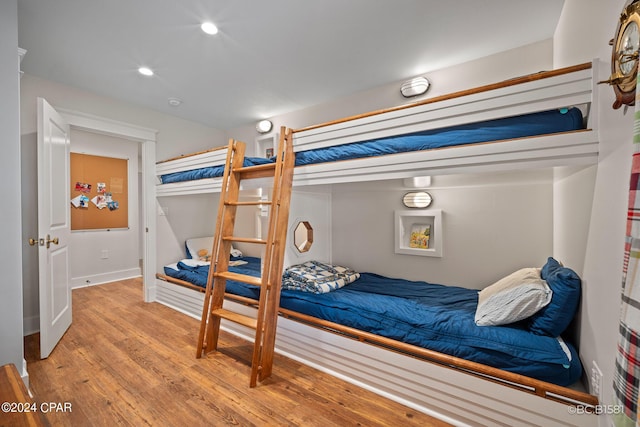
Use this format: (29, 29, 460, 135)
(57, 108, 157, 301)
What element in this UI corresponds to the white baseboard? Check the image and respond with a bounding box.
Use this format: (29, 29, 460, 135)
(21, 359, 30, 389)
(71, 268, 141, 289)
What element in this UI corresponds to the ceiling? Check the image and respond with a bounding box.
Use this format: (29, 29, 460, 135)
(17, 0, 565, 130)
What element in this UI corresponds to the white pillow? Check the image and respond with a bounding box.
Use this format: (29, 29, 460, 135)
(475, 268, 552, 326)
(185, 236, 242, 260)
(185, 236, 214, 260)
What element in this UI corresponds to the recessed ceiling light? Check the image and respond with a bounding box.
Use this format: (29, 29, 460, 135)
(138, 67, 154, 77)
(168, 97, 182, 107)
(201, 22, 218, 35)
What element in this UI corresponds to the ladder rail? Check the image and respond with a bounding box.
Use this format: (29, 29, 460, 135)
(196, 139, 235, 357)
(248, 128, 293, 386)
(196, 140, 246, 357)
(258, 129, 295, 382)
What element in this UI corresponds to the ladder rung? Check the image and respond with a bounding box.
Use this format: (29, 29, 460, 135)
(222, 236, 267, 245)
(225, 200, 272, 206)
(215, 271, 264, 287)
(211, 308, 257, 329)
(236, 163, 276, 179)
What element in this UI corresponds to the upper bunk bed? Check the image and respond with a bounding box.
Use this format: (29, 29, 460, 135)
(156, 62, 598, 196)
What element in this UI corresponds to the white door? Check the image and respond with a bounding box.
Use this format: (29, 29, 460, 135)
(36, 98, 72, 358)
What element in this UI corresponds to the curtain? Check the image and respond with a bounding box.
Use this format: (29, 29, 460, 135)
(614, 75, 640, 426)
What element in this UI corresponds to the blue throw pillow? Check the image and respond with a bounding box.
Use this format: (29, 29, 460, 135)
(540, 256, 561, 280)
(528, 257, 581, 336)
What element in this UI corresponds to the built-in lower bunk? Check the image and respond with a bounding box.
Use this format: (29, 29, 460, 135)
(162, 255, 582, 386)
(156, 253, 598, 426)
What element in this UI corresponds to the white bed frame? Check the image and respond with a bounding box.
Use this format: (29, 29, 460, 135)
(155, 61, 600, 426)
(156, 146, 227, 196)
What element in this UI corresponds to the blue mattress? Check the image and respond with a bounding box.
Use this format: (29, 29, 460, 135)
(160, 108, 584, 184)
(294, 107, 584, 166)
(163, 257, 582, 386)
(160, 157, 274, 185)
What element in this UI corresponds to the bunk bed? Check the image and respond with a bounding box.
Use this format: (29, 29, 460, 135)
(155, 61, 600, 426)
(156, 62, 597, 196)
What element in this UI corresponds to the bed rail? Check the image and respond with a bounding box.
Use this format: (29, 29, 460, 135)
(156, 146, 228, 196)
(294, 62, 593, 135)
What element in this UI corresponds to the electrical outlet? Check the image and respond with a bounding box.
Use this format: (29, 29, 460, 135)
(592, 361, 603, 400)
(101, 250, 109, 259)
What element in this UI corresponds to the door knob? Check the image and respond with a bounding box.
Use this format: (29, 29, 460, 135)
(28, 238, 40, 246)
(45, 235, 59, 249)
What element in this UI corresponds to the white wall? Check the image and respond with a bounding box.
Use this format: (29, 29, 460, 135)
(552, 165, 598, 274)
(21, 132, 39, 335)
(155, 193, 221, 269)
(69, 129, 141, 287)
(331, 171, 554, 288)
(285, 188, 332, 268)
(554, 0, 633, 421)
(0, 0, 25, 376)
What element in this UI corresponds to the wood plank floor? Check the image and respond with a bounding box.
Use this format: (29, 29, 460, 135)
(24, 279, 452, 427)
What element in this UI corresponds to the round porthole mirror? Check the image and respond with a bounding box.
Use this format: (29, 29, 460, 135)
(294, 221, 313, 253)
(402, 191, 433, 208)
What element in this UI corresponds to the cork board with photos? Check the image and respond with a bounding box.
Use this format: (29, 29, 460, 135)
(70, 152, 128, 230)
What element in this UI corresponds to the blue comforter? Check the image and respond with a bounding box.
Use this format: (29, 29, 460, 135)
(163, 258, 581, 386)
(160, 157, 274, 184)
(294, 107, 583, 166)
(160, 108, 584, 184)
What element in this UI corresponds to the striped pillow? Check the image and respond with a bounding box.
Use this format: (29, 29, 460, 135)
(475, 268, 552, 326)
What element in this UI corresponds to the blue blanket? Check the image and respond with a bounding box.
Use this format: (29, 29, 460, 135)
(294, 108, 583, 165)
(160, 157, 274, 184)
(160, 108, 584, 183)
(164, 256, 262, 299)
(163, 259, 581, 386)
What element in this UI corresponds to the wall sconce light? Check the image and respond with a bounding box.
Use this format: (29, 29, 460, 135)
(402, 191, 433, 208)
(256, 119, 273, 134)
(400, 76, 430, 98)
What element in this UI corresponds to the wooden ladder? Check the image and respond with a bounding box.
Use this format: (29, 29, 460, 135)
(196, 128, 294, 387)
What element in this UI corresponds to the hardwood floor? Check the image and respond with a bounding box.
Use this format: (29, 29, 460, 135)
(24, 279, 452, 427)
